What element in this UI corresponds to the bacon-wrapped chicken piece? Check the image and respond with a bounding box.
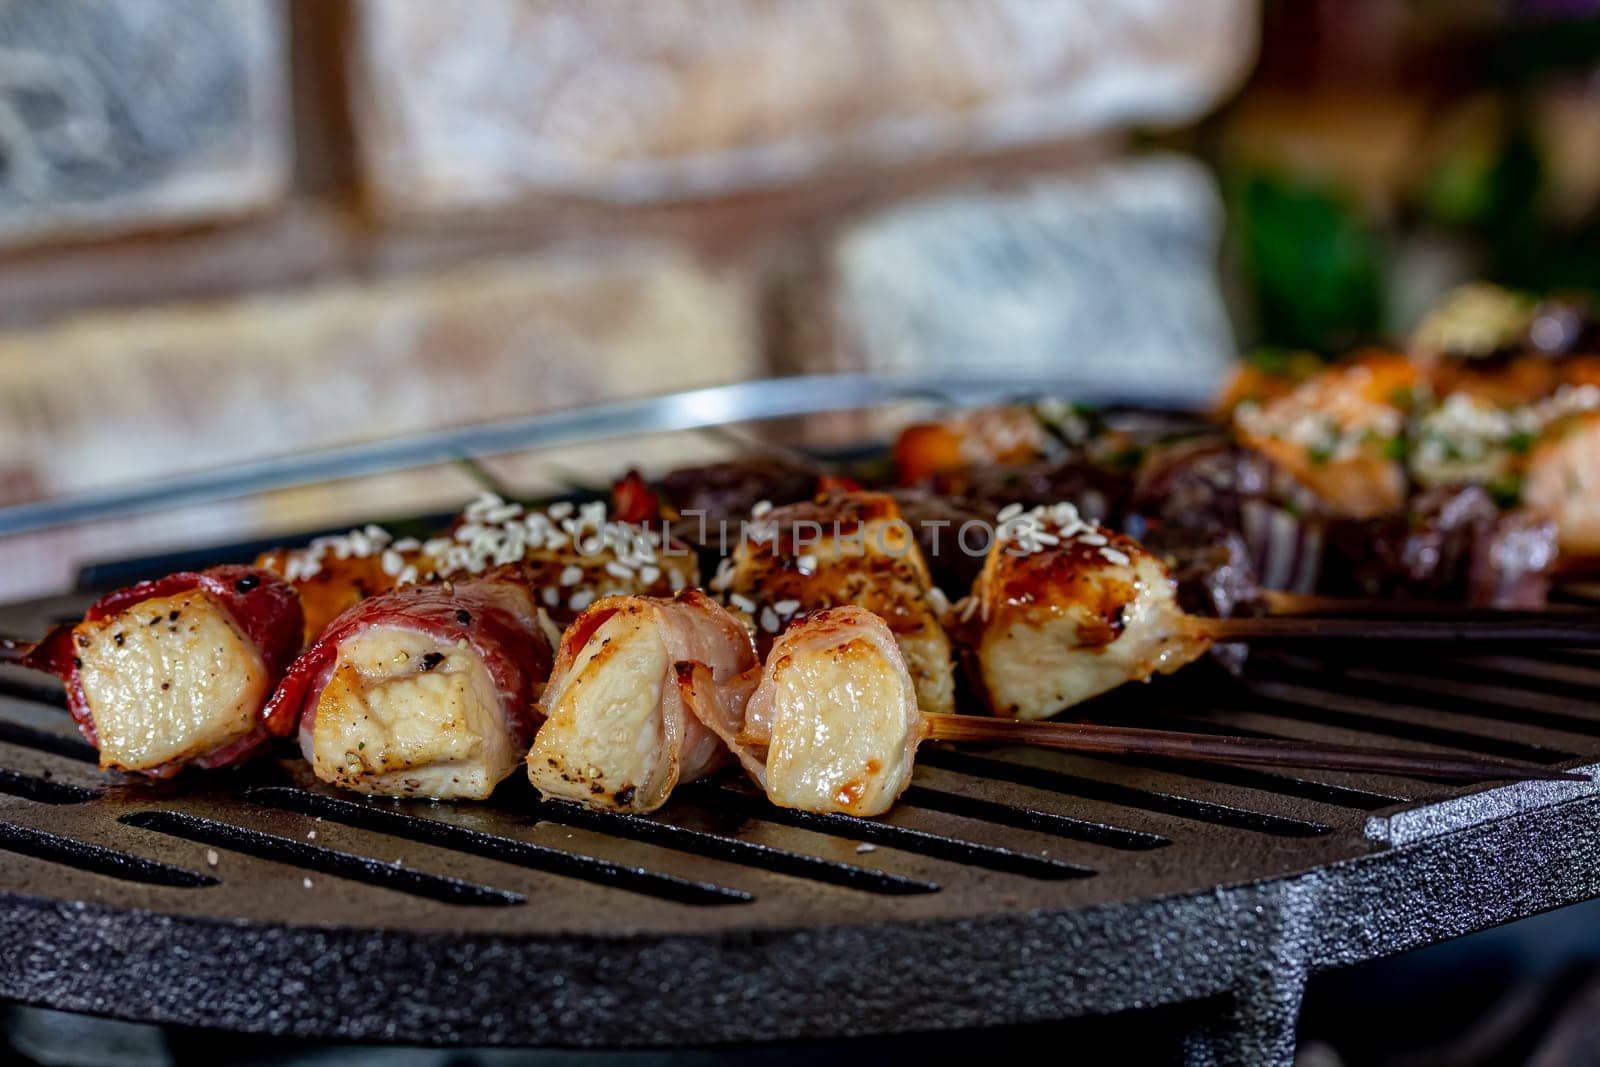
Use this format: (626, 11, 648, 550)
(954, 504, 1210, 720)
(8, 566, 302, 776)
(526, 591, 755, 813)
(685, 605, 921, 817)
(262, 573, 552, 800)
(716, 491, 956, 715)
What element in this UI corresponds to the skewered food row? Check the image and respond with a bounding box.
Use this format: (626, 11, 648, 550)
(11, 479, 1584, 818)
(7, 282, 1598, 817)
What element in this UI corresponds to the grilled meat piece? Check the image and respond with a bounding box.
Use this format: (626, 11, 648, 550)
(1321, 485, 1556, 608)
(17, 566, 302, 776)
(527, 591, 754, 813)
(257, 526, 425, 642)
(264, 573, 552, 800)
(1525, 408, 1600, 557)
(657, 458, 817, 530)
(1133, 437, 1326, 594)
(889, 488, 996, 598)
(1232, 356, 1415, 518)
(957, 504, 1210, 720)
(1470, 510, 1559, 609)
(687, 605, 921, 817)
(718, 491, 956, 715)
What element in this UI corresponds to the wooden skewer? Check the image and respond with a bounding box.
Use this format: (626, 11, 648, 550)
(1258, 591, 1587, 618)
(1196, 613, 1600, 645)
(921, 714, 1589, 783)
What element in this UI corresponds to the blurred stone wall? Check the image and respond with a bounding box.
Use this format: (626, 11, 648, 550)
(0, 0, 1255, 598)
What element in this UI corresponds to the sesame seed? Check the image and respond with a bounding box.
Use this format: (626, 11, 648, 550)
(759, 606, 781, 633)
(751, 500, 773, 518)
(569, 590, 595, 612)
(542, 587, 559, 607)
(773, 598, 801, 615)
(796, 554, 818, 575)
(205, 849, 219, 866)
(729, 594, 757, 614)
(605, 561, 634, 580)
(559, 565, 583, 586)
(485, 502, 522, 523)
(997, 503, 1024, 522)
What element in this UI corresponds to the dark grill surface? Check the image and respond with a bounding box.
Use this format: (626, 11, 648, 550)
(2, 590, 1600, 1061)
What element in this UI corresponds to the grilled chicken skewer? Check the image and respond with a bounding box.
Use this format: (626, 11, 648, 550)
(679, 606, 1583, 816)
(955, 502, 1600, 721)
(527, 591, 755, 813)
(262, 571, 552, 800)
(1, 566, 303, 776)
(716, 491, 957, 716)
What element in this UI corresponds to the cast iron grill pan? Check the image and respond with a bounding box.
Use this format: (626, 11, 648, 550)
(1, 587, 1599, 1061)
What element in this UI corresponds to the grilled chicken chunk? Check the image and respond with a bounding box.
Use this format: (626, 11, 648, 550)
(264, 573, 552, 800)
(717, 491, 956, 715)
(957, 504, 1210, 720)
(77, 590, 270, 772)
(687, 605, 921, 817)
(14, 567, 303, 776)
(527, 591, 754, 813)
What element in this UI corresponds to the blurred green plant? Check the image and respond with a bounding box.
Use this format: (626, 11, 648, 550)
(1227, 172, 1385, 355)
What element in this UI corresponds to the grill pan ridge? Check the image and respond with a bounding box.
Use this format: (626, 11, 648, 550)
(4, 579, 1600, 1059)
